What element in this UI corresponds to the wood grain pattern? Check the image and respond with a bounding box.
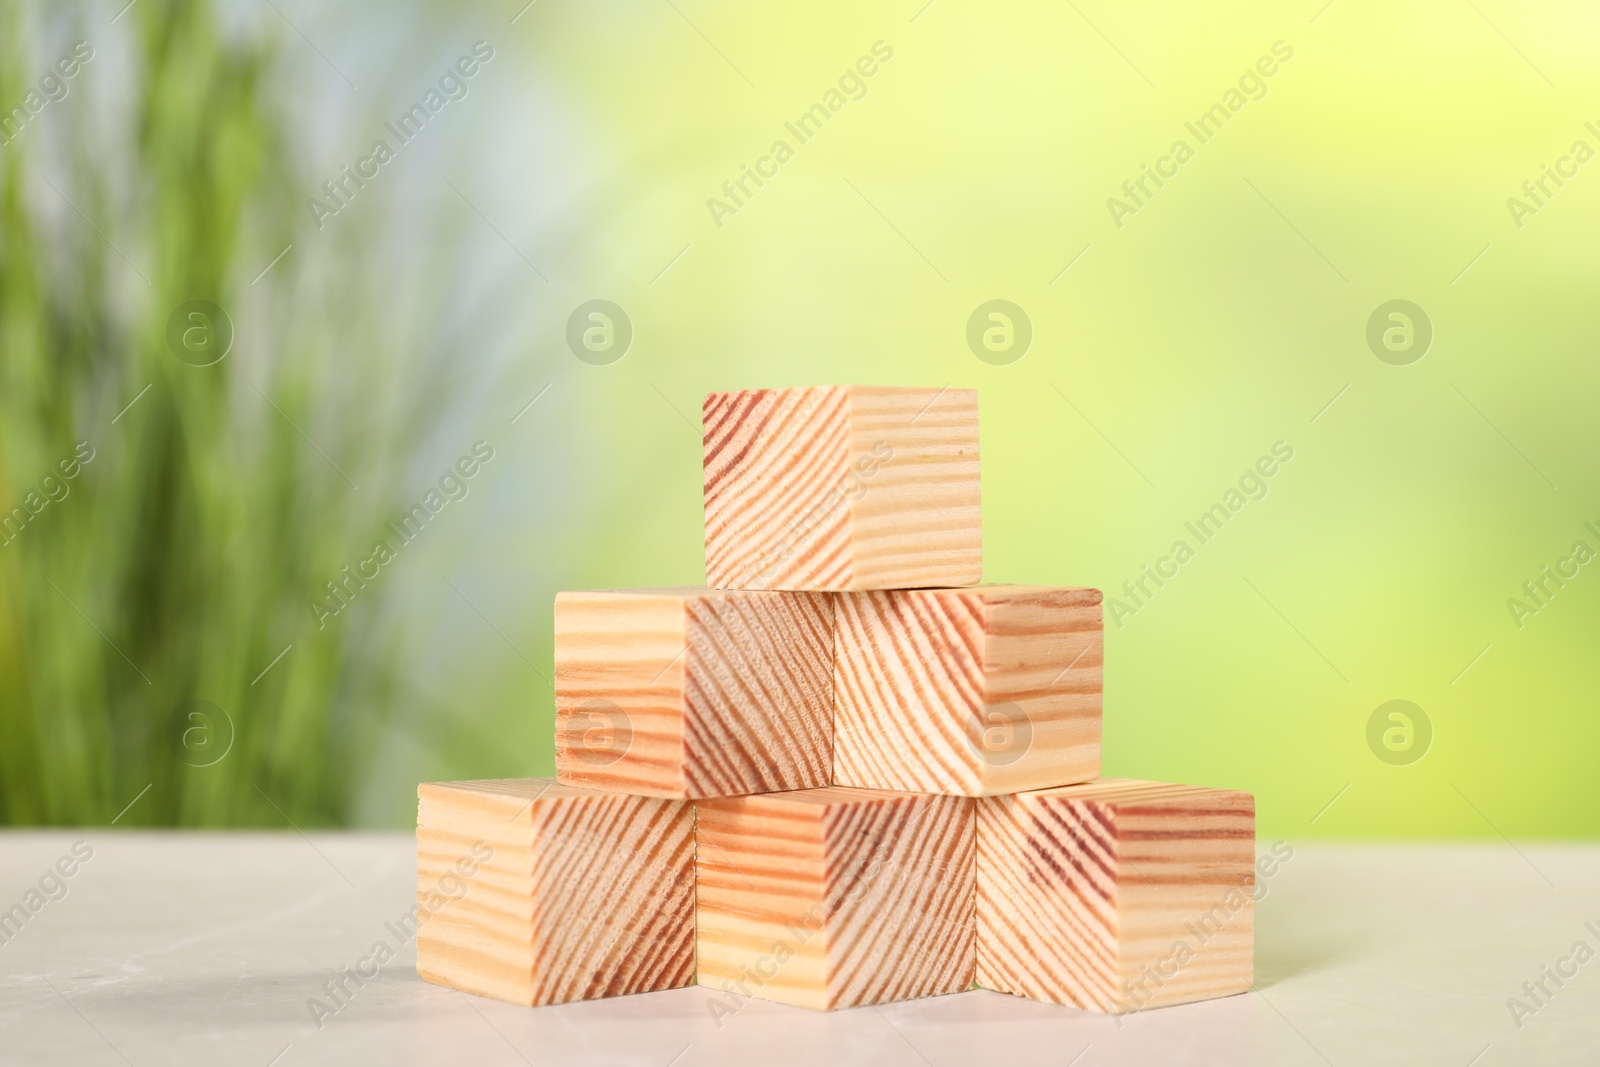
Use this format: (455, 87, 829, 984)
(696, 787, 975, 1011)
(975, 778, 1255, 1013)
(554, 588, 833, 798)
(703, 385, 982, 591)
(834, 585, 1102, 796)
(415, 778, 694, 1007)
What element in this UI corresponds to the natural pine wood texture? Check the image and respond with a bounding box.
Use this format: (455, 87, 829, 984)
(415, 778, 693, 1006)
(554, 588, 833, 798)
(702, 385, 982, 591)
(833, 585, 1102, 797)
(696, 787, 975, 1011)
(976, 779, 1255, 1013)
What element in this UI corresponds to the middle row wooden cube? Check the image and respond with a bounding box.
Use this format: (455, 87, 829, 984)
(554, 587, 834, 798)
(554, 584, 1102, 798)
(834, 584, 1102, 796)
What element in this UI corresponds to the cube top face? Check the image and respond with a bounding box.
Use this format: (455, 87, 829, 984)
(834, 584, 1103, 796)
(554, 588, 833, 799)
(696, 788, 975, 1011)
(976, 779, 1255, 1013)
(416, 778, 695, 1006)
(418, 777, 599, 828)
(1024, 777, 1253, 813)
(702, 385, 982, 591)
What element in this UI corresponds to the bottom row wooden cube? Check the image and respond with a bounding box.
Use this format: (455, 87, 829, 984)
(416, 778, 694, 1006)
(415, 776, 1254, 1016)
(695, 787, 975, 1010)
(976, 778, 1256, 1012)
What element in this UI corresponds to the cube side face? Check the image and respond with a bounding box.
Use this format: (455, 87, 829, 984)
(1110, 789, 1255, 1011)
(529, 794, 696, 1004)
(554, 592, 688, 796)
(974, 793, 1120, 1011)
(703, 387, 853, 590)
(416, 781, 542, 1006)
(975, 587, 1103, 795)
(845, 386, 982, 590)
(694, 796, 833, 1010)
(681, 591, 835, 797)
(820, 793, 976, 1009)
(832, 590, 985, 795)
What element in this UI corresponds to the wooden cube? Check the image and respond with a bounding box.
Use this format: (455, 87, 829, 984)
(702, 385, 982, 591)
(554, 588, 833, 798)
(833, 585, 1102, 796)
(696, 787, 975, 1011)
(976, 779, 1255, 1013)
(415, 778, 694, 1006)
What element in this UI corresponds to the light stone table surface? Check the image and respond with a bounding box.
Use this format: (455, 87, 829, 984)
(1, 833, 1596, 1066)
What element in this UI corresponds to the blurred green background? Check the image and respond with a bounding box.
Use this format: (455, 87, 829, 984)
(1, 0, 1595, 838)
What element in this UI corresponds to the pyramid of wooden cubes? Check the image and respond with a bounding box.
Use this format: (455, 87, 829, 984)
(416, 385, 1255, 1015)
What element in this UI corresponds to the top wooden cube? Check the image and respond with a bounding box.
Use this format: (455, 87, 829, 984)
(703, 386, 982, 591)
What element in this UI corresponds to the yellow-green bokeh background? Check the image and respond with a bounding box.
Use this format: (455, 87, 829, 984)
(6, 0, 1598, 837)
(480, 0, 1600, 840)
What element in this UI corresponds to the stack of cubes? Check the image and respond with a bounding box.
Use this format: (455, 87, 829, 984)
(416, 386, 1256, 1015)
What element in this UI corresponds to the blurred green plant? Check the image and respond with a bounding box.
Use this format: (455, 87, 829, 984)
(0, 1, 443, 827)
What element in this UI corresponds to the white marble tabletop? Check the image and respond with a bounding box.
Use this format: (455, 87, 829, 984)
(0, 833, 1594, 1066)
